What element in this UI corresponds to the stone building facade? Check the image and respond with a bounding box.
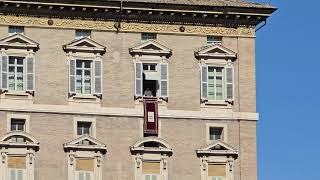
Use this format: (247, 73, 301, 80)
(0, 1, 276, 180)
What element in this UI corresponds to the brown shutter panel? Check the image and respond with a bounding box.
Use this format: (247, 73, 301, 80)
(7, 156, 26, 169)
(76, 159, 94, 171)
(208, 164, 226, 177)
(142, 162, 160, 174)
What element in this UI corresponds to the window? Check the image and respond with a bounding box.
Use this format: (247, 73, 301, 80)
(207, 67, 224, 101)
(141, 33, 156, 42)
(142, 162, 160, 180)
(8, 56, 25, 91)
(7, 156, 26, 180)
(208, 164, 226, 180)
(75, 30, 91, 39)
(75, 60, 92, 95)
(209, 127, 223, 141)
(77, 122, 92, 136)
(201, 65, 233, 102)
(207, 36, 222, 45)
(135, 62, 168, 98)
(10, 119, 25, 132)
(9, 26, 24, 36)
(76, 159, 94, 180)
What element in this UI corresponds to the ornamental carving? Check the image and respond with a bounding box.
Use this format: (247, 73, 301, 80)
(0, 15, 255, 37)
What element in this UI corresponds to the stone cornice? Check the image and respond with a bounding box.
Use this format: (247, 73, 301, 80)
(0, 15, 256, 37)
(0, 103, 259, 121)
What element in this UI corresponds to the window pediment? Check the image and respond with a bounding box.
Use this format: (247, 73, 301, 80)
(129, 40, 172, 57)
(63, 37, 106, 54)
(63, 135, 107, 154)
(0, 33, 39, 51)
(196, 140, 238, 157)
(0, 132, 39, 151)
(130, 137, 172, 154)
(195, 44, 236, 59)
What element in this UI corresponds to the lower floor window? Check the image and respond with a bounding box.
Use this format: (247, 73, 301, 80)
(77, 171, 93, 180)
(208, 164, 226, 180)
(142, 162, 160, 180)
(76, 159, 94, 180)
(7, 156, 26, 180)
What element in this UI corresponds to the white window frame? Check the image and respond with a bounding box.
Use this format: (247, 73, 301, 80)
(206, 123, 227, 145)
(76, 169, 94, 180)
(75, 59, 93, 95)
(8, 165, 27, 180)
(143, 173, 160, 180)
(7, 56, 26, 92)
(207, 66, 225, 101)
(7, 114, 30, 133)
(73, 117, 96, 138)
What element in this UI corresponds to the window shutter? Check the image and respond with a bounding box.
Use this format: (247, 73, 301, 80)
(79, 172, 84, 180)
(69, 60, 76, 94)
(160, 63, 168, 97)
(94, 60, 102, 95)
(135, 62, 142, 97)
(26, 57, 35, 91)
(10, 169, 15, 180)
(201, 65, 208, 100)
(1, 56, 8, 90)
(85, 172, 91, 180)
(225, 67, 234, 101)
(17, 169, 23, 180)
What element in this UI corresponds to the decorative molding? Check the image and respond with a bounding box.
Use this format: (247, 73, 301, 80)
(0, 15, 256, 37)
(0, 103, 259, 121)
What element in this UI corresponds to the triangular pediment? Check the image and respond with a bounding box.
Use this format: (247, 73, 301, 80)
(129, 40, 172, 57)
(63, 135, 107, 154)
(63, 37, 106, 54)
(196, 140, 238, 157)
(0, 33, 39, 51)
(195, 44, 237, 59)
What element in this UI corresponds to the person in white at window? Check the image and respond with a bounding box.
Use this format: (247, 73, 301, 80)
(144, 88, 153, 97)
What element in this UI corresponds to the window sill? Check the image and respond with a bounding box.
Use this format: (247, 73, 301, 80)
(201, 100, 233, 109)
(0, 91, 33, 102)
(69, 94, 101, 105)
(135, 96, 168, 107)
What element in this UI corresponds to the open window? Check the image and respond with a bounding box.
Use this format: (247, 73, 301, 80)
(130, 137, 172, 180)
(0, 132, 40, 180)
(63, 37, 106, 104)
(195, 44, 237, 105)
(129, 40, 171, 102)
(196, 140, 238, 180)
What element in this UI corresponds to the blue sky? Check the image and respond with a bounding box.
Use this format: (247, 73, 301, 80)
(254, 0, 320, 179)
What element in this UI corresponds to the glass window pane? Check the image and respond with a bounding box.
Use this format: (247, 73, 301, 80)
(84, 61, 91, 68)
(77, 122, 91, 136)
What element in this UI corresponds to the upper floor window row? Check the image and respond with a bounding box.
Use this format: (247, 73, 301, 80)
(0, 32, 235, 105)
(9, 26, 24, 36)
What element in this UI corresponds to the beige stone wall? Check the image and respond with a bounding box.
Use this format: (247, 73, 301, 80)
(0, 25, 256, 112)
(0, 111, 259, 180)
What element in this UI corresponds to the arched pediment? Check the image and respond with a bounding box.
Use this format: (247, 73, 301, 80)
(130, 137, 172, 154)
(196, 140, 238, 157)
(0, 132, 40, 151)
(63, 135, 107, 154)
(195, 44, 237, 59)
(63, 37, 106, 54)
(0, 33, 39, 51)
(129, 40, 172, 57)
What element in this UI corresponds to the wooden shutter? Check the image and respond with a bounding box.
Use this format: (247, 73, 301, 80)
(201, 65, 208, 100)
(94, 60, 102, 95)
(69, 59, 76, 94)
(1, 55, 8, 90)
(26, 57, 35, 91)
(76, 159, 94, 171)
(225, 66, 234, 101)
(208, 164, 226, 177)
(7, 157, 26, 169)
(160, 63, 168, 97)
(142, 162, 160, 174)
(135, 62, 142, 97)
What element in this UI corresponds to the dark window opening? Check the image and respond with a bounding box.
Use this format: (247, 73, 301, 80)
(10, 119, 25, 131)
(209, 127, 223, 141)
(77, 122, 92, 136)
